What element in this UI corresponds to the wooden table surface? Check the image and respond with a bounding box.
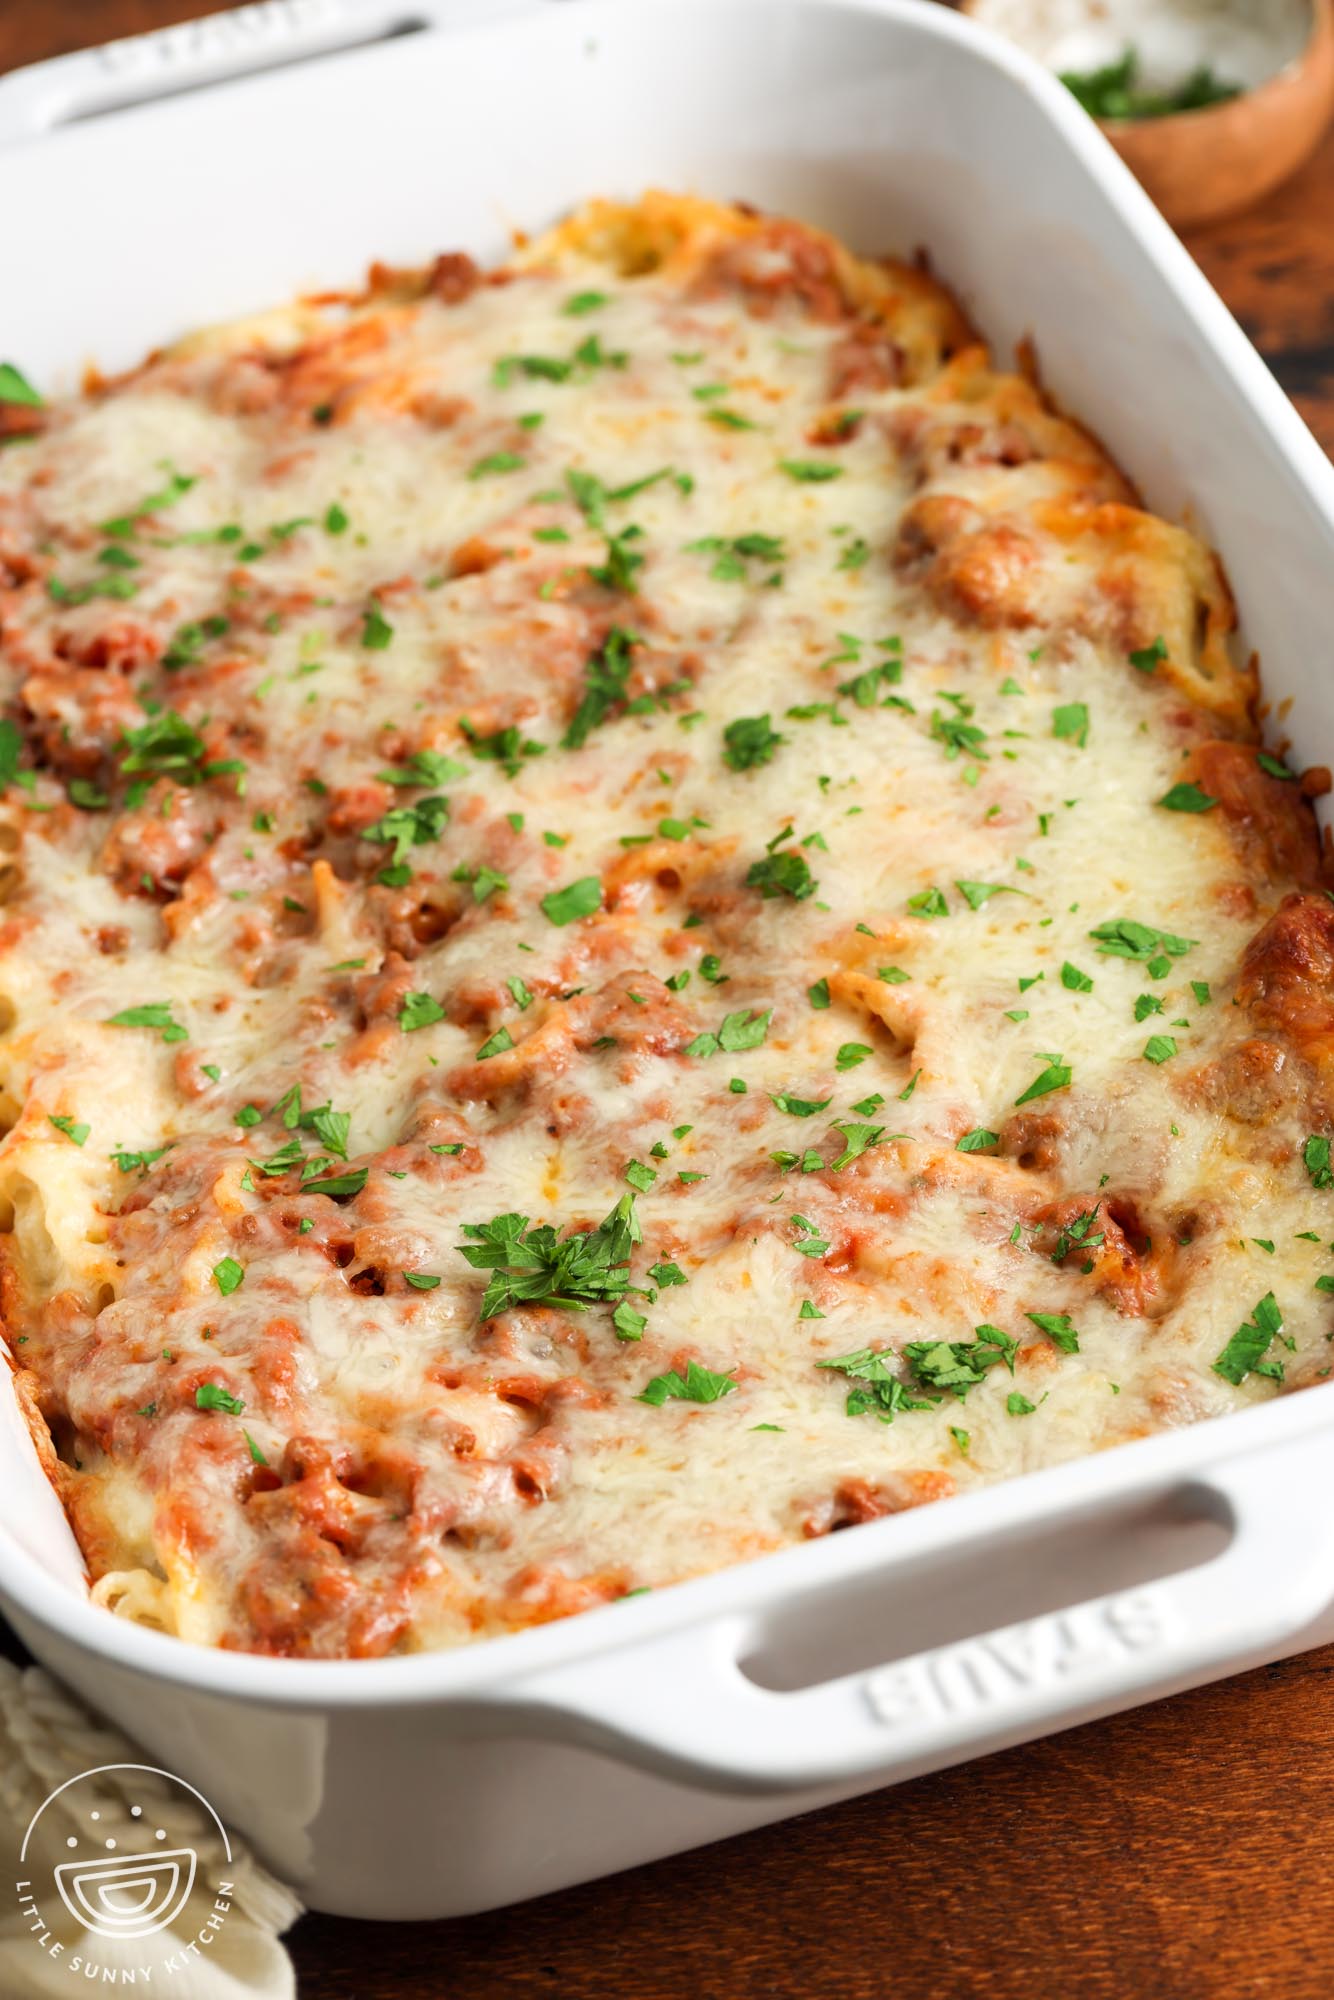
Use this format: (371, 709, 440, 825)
(4, 7, 1334, 1996)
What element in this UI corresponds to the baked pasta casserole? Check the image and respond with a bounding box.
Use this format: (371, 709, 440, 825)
(1, 194, 1330, 1658)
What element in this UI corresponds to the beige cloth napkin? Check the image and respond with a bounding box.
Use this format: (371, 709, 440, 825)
(0, 1662, 302, 1998)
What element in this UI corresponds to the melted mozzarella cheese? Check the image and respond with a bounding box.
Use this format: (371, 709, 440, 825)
(0, 193, 1324, 1659)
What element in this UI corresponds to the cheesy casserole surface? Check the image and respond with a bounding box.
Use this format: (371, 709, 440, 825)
(1, 194, 1330, 1657)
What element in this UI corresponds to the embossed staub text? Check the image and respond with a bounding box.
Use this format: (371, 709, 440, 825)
(862, 1589, 1174, 1727)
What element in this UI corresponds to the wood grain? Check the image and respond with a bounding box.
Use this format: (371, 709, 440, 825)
(4, 9, 1334, 1996)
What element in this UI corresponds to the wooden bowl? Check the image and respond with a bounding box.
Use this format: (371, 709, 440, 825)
(966, 0, 1334, 228)
(1106, 0, 1334, 225)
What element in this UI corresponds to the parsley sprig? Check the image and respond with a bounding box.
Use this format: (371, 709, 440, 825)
(457, 1193, 643, 1320)
(817, 1349, 934, 1423)
(1213, 1293, 1284, 1386)
(563, 627, 642, 750)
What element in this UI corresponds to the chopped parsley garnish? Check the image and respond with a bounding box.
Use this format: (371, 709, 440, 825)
(303, 1167, 369, 1198)
(361, 794, 449, 872)
(563, 626, 642, 749)
(956, 881, 1020, 912)
(1213, 1292, 1283, 1385)
(541, 876, 603, 926)
(957, 1128, 999, 1153)
(1061, 962, 1094, 993)
(930, 695, 987, 764)
(1052, 702, 1089, 747)
(99, 469, 194, 539)
(469, 451, 526, 479)
(300, 1105, 350, 1157)
(196, 1382, 244, 1414)
(1088, 920, 1195, 968)
(1158, 781, 1217, 813)
(105, 1002, 187, 1043)
(571, 333, 628, 372)
(162, 614, 229, 672)
(49, 1114, 89, 1147)
(111, 1143, 170, 1175)
(1129, 636, 1167, 674)
(48, 573, 139, 608)
(1257, 752, 1295, 782)
(212, 1257, 244, 1296)
(836, 1042, 872, 1071)
(779, 459, 843, 482)
(0, 362, 43, 407)
(904, 1326, 1018, 1397)
(361, 599, 394, 649)
(475, 1027, 514, 1061)
(788, 1215, 830, 1259)
(460, 719, 547, 777)
(399, 992, 446, 1032)
(836, 647, 902, 708)
(1143, 1034, 1178, 1064)
(684, 1008, 772, 1059)
(830, 1121, 888, 1170)
(1051, 1208, 1104, 1264)
(723, 714, 785, 771)
(589, 526, 645, 595)
(464, 865, 508, 904)
(638, 1361, 737, 1406)
(1303, 1136, 1334, 1190)
(771, 1093, 832, 1118)
(117, 712, 245, 788)
(457, 1192, 641, 1319)
(0, 718, 22, 790)
(1025, 1310, 1080, 1352)
(377, 748, 467, 788)
(908, 886, 948, 919)
(746, 850, 817, 901)
(818, 1348, 933, 1423)
(688, 532, 785, 581)
(494, 353, 574, 386)
(1014, 1056, 1071, 1105)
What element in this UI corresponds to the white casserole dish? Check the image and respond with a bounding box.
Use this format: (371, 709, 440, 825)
(4, 0, 1334, 1922)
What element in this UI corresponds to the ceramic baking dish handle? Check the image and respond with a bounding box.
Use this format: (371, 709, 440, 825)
(497, 1429, 1334, 1793)
(0, 0, 548, 145)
